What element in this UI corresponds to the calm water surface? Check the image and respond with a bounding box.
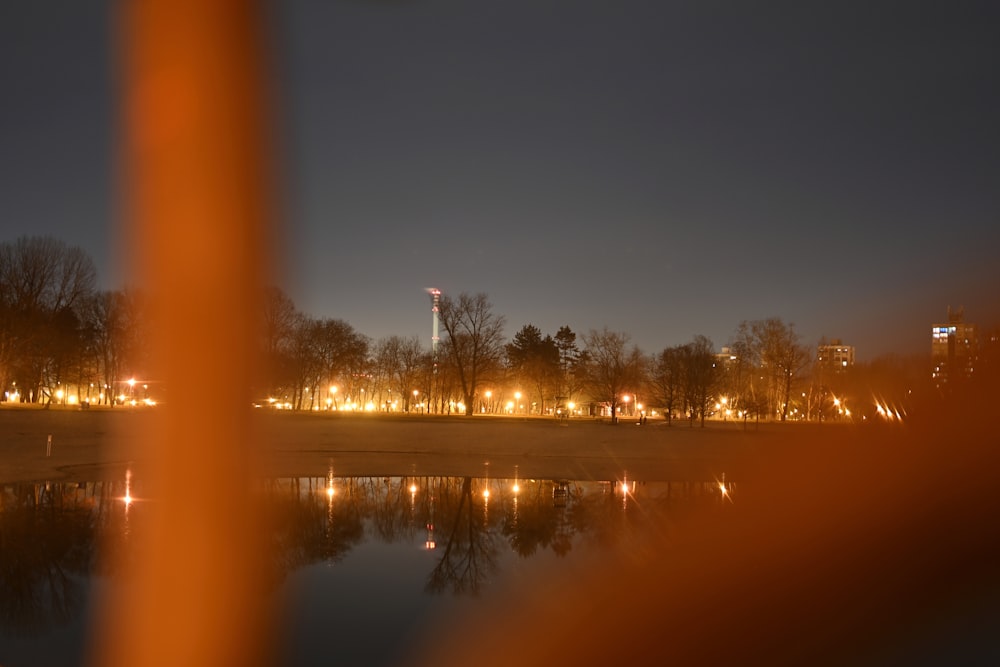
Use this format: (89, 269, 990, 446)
(0, 473, 733, 666)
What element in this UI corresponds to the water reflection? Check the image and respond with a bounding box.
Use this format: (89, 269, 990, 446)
(1, 474, 734, 654)
(262, 475, 734, 590)
(0, 480, 131, 637)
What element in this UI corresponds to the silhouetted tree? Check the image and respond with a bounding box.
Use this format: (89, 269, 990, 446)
(437, 292, 506, 415)
(260, 286, 300, 399)
(732, 318, 810, 421)
(726, 324, 762, 425)
(580, 328, 643, 424)
(680, 335, 718, 427)
(284, 315, 368, 409)
(554, 325, 585, 404)
(372, 335, 428, 411)
(648, 345, 684, 425)
(83, 289, 149, 405)
(506, 324, 560, 415)
(0, 236, 97, 402)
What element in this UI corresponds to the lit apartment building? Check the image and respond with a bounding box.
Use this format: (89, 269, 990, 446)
(931, 306, 978, 383)
(816, 339, 855, 373)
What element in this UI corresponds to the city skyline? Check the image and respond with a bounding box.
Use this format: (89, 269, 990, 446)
(2, 1, 998, 361)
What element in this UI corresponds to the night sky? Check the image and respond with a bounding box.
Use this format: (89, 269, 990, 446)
(2, 1, 998, 360)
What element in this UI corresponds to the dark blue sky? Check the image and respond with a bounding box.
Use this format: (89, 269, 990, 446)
(2, 1, 998, 360)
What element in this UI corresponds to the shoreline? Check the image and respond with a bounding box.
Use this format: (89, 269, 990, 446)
(0, 405, 848, 484)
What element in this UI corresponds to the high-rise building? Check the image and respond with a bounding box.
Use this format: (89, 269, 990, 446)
(817, 339, 855, 373)
(931, 306, 978, 384)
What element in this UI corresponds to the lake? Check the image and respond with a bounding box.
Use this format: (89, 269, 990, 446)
(0, 471, 733, 666)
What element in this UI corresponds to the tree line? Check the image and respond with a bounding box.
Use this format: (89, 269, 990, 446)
(1, 235, 929, 422)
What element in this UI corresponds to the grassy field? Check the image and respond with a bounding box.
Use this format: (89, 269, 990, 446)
(1, 404, 824, 483)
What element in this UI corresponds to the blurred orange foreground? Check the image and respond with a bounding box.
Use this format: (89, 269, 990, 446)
(90, 2, 272, 666)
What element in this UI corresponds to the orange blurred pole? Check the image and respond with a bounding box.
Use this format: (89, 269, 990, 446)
(92, 1, 272, 665)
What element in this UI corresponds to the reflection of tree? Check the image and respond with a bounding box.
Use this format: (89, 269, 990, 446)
(263, 478, 364, 580)
(502, 481, 576, 558)
(368, 477, 423, 544)
(426, 477, 500, 595)
(0, 474, 737, 636)
(0, 484, 96, 636)
(569, 483, 656, 547)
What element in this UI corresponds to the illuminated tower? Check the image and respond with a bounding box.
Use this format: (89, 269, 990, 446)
(426, 288, 440, 355)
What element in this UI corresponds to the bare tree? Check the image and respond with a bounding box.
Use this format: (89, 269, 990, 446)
(733, 318, 811, 421)
(260, 286, 299, 398)
(282, 316, 368, 410)
(84, 289, 148, 405)
(580, 328, 643, 424)
(0, 237, 97, 402)
(680, 335, 718, 427)
(647, 345, 684, 425)
(723, 326, 762, 426)
(437, 292, 506, 416)
(373, 335, 428, 411)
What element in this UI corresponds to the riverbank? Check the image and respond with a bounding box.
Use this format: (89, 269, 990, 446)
(0, 405, 835, 483)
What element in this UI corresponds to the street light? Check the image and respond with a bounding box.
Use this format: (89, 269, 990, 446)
(514, 391, 522, 415)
